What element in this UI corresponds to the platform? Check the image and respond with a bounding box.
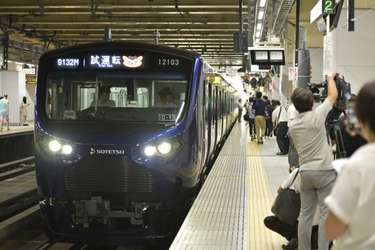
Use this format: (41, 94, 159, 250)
(0, 124, 34, 135)
(170, 121, 291, 249)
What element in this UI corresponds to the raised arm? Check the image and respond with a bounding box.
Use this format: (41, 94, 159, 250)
(326, 72, 339, 107)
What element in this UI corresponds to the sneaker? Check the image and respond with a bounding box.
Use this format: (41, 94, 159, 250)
(282, 238, 298, 250)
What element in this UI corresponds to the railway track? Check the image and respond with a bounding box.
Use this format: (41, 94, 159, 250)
(0, 156, 38, 222)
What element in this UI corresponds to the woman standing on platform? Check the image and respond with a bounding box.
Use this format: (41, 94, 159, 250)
(20, 96, 30, 126)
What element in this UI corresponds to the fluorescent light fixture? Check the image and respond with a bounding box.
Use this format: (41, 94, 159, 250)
(258, 10, 264, 20)
(257, 23, 262, 30)
(255, 31, 261, 37)
(259, 0, 267, 7)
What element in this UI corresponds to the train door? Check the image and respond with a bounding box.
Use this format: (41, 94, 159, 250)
(196, 73, 205, 177)
(212, 86, 218, 151)
(207, 81, 214, 163)
(222, 91, 227, 136)
(217, 89, 222, 144)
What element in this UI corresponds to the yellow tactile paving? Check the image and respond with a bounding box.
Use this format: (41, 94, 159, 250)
(171, 123, 286, 249)
(248, 143, 284, 250)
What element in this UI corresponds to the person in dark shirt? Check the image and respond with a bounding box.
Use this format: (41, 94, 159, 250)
(252, 91, 266, 144)
(265, 99, 274, 138)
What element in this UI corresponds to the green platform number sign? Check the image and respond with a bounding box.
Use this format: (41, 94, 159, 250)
(323, 0, 335, 13)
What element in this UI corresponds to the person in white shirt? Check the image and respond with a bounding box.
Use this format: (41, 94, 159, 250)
(264, 166, 321, 250)
(272, 100, 290, 155)
(90, 86, 116, 107)
(288, 103, 299, 169)
(325, 80, 375, 250)
(154, 87, 177, 108)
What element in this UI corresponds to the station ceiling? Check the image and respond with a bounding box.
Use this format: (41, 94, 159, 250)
(0, 0, 374, 72)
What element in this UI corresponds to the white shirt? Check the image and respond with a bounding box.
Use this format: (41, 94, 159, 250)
(90, 99, 116, 107)
(153, 101, 177, 107)
(325, 143, 375, 250)
(288, 104, 299, 120)
(281, 168, 301, 193)
(289, 99, 334, 171)
(272, 105, 289, 125)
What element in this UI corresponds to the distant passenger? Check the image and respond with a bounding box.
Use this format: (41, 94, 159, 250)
(251, 91, 266, 144)
(0, 96, 8, 131)
(20, 96, 30, 126)
(265, 99, 274, 138)
(237, 99, 243, 122)
(90, 86, 116, 107)
(154, 87, 177, 107)
(246, 97, 256, 140)
(3, 94, 10, 130)
(272, 100, 289, 155)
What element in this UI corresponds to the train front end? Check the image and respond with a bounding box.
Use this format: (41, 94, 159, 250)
(34, 42, 205, 246)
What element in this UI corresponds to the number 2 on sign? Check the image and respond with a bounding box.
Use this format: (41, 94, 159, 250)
(324, 0, 333, 12)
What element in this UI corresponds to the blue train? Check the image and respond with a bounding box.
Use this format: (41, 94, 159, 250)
(34, 41, 239, 246)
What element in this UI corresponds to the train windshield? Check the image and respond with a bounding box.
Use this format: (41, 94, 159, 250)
(45, 71, 188, 124)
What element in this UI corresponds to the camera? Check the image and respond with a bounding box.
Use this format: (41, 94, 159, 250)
(346, 97, 359, 132)
(308, 75, 351, 112)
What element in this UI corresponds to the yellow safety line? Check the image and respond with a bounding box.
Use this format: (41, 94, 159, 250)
(247, 142, 284, 250)
(0, 178, 35, 193)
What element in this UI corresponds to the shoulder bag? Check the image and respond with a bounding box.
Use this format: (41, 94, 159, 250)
(271, 169, 300, 225)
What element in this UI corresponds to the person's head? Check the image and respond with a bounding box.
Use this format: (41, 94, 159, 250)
(4, 94, 8, 99)
(0, 96, 3, 100)
(23, 96, 27, 103)
(99, 86, 111, 101)
(256, 91, 262, 99)
(291, 87, 314, 113)
(355, 81, 375, 141)
(266, 99, 271, 106)
(263, 95, 268, 100)
(239, 99, 242, 102)
(272, 99, 281, 107)
(158, 87, 173, 103)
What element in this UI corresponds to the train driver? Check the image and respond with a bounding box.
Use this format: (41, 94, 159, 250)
(90, 86, 116, 107)
(154, 87, 177, 107)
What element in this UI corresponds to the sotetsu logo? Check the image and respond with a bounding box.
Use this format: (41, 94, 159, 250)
(90, 148, 125, 155)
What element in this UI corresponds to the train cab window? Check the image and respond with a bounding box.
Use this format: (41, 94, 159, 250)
(44, 72, 189, 125)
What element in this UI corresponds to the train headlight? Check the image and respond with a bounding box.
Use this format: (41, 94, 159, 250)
(144, 146, 157, 156)
(158, 142, 172, 155)
(49, 140, 62, 152)
(62, 145, 73, 155)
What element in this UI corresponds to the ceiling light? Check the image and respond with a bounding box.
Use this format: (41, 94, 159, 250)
(257, 23, 262, 30)
(258, 10, 264, 20)
(259, 0, 267, 7)
(256, 31, 261, 37)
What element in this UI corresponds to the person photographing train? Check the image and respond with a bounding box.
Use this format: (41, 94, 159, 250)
(289, 71, 338, 250)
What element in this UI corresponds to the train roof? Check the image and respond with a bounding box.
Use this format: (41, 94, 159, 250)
(39, 41, 200, 60)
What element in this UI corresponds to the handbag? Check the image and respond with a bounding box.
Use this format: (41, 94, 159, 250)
(243, 113, 250, 121)
(271, 169, 300, 225)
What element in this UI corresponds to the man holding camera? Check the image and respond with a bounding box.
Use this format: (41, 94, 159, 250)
(289, 71, 338, 250)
